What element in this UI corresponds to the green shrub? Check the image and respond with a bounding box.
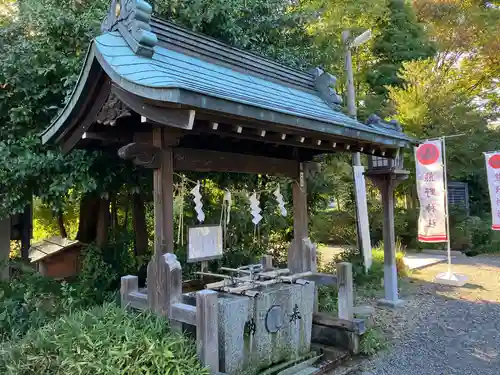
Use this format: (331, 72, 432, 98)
(0, 303, 208, 375)
(0, 263, 75, 342)
(310, 210, 356, 245)
(360, 327, 388, 356)
(318, 285, 338, 314)
(323, 241, 408, 287)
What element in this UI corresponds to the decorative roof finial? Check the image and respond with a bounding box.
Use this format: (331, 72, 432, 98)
(366, 114, 403, 133)
(309, 67, 343, 109)
(101, 0, 158, 58)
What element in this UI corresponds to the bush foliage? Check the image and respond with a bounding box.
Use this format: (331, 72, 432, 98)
(0, 304, 208, 375)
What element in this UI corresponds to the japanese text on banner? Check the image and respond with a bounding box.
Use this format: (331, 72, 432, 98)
(484, 152, 500, 230)
(415, 140, 448, 243)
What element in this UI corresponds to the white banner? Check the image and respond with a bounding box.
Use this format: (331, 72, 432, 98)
(415, 140, 448, 243)
(353, 166, 372, 270)
(485, 152, 500, 230)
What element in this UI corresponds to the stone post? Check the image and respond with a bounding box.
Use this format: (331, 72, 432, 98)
(337, 262, 354, 320)
(196, 290, 219, 373)
(365, 169, 409, 308)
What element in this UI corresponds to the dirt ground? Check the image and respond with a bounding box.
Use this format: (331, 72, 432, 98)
(331, 255, 500, 375)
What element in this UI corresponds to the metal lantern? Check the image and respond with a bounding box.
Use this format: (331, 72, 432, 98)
(368, 148, 405, 170)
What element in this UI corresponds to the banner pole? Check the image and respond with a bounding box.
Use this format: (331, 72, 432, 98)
(441, 137, 452, 275)
(434, 137, 467, 286)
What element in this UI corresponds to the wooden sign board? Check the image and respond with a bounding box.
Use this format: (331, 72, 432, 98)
(187, 225, 223, 263)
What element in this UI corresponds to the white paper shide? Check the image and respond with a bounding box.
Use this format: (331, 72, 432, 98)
(415, 140, 448, 243)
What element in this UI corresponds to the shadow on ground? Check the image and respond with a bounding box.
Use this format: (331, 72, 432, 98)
(355, 255, 500, 375)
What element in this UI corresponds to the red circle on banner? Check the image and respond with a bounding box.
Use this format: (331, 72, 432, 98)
(416, 143, 440, 165)
(489, 154, 500, 169)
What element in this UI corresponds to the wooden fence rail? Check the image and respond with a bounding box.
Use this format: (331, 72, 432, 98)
(120, 253, 219, 374)
(120, 253, 354, 374)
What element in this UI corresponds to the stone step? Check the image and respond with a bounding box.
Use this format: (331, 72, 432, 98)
(290, 368, 320, 375)
(311, 343, 350, 363)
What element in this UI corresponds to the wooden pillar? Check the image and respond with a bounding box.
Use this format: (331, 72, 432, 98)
(153, 127, 174, 255)
(366, 170, 408, 308)
(289, 163, 309, 273)
(0, 218, 10, 281)
(148, 128, 177, 315)
(380, 181, 399, 304)
(293, 163, 308, 240)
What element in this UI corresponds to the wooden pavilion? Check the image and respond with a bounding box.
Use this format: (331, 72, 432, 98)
(42, 0, 414, 303)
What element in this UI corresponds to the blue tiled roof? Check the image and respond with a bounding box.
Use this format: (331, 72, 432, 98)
(94, 32, 412, 145)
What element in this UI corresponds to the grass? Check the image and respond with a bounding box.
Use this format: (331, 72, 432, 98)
(360, 327, 388, 356)
(0, 303, 208, 375)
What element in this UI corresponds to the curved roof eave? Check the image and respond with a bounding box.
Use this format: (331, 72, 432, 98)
(42, 35, 414, 149)
(41, 44, 103, 145)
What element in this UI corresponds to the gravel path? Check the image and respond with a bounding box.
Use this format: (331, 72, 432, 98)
(357, 255, 500, 375)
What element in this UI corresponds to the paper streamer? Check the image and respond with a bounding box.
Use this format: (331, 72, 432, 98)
(191, 181, 205, 223)
(273, 186, 287, 216)
(223, 189, 232, 224)
(249, 192, 262, 225)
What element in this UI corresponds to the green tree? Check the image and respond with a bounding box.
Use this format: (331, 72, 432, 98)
(365, 0, 436, 116)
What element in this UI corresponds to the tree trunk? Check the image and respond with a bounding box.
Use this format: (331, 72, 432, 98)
(20, 204, 32, 263)
(76, 194, 100, 243)
(57, 212, 68, 238)
(96, 198, 110, 248)
(132, 193, 148, 256)
(122, 193, 130, 230)
(111, 195, 118, 238)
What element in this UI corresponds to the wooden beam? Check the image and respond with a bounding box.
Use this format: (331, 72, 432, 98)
(118, 142, 162, 169)
(173, 148, 299, 178)
(82, 131, 132, 144)
(113, 86, 196, 130)
(171, 303, 197, 326)
(127, 291, 149, 310)
(200, 123, 351, 154)
(313, 313, 365, 334)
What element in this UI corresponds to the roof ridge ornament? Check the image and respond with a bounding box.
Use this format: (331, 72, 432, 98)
(101, 0, 158, 58)
(309, 67, 343, 109)
(366, 114, 403, 133)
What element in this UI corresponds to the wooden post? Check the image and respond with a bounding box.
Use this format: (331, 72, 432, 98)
(153, 127, 174, 255)
(289, 162, 308, 273)
(196, 290, 219, 373)
(337, 262, 354, 321)
(260, 255, 273, 270)
(0, 218, 10, 281)
(380, 182, 398, 304)
(147, 253, 182, 331)
(365, 170, 408, 308)
(148, 128, 177, 315)
(165, 253, 183, 331)
(121, 275, 139, 308)
(293, 163, 308, 241)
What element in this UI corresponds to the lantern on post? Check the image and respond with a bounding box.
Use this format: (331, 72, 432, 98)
(368, 149, 405, 171)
